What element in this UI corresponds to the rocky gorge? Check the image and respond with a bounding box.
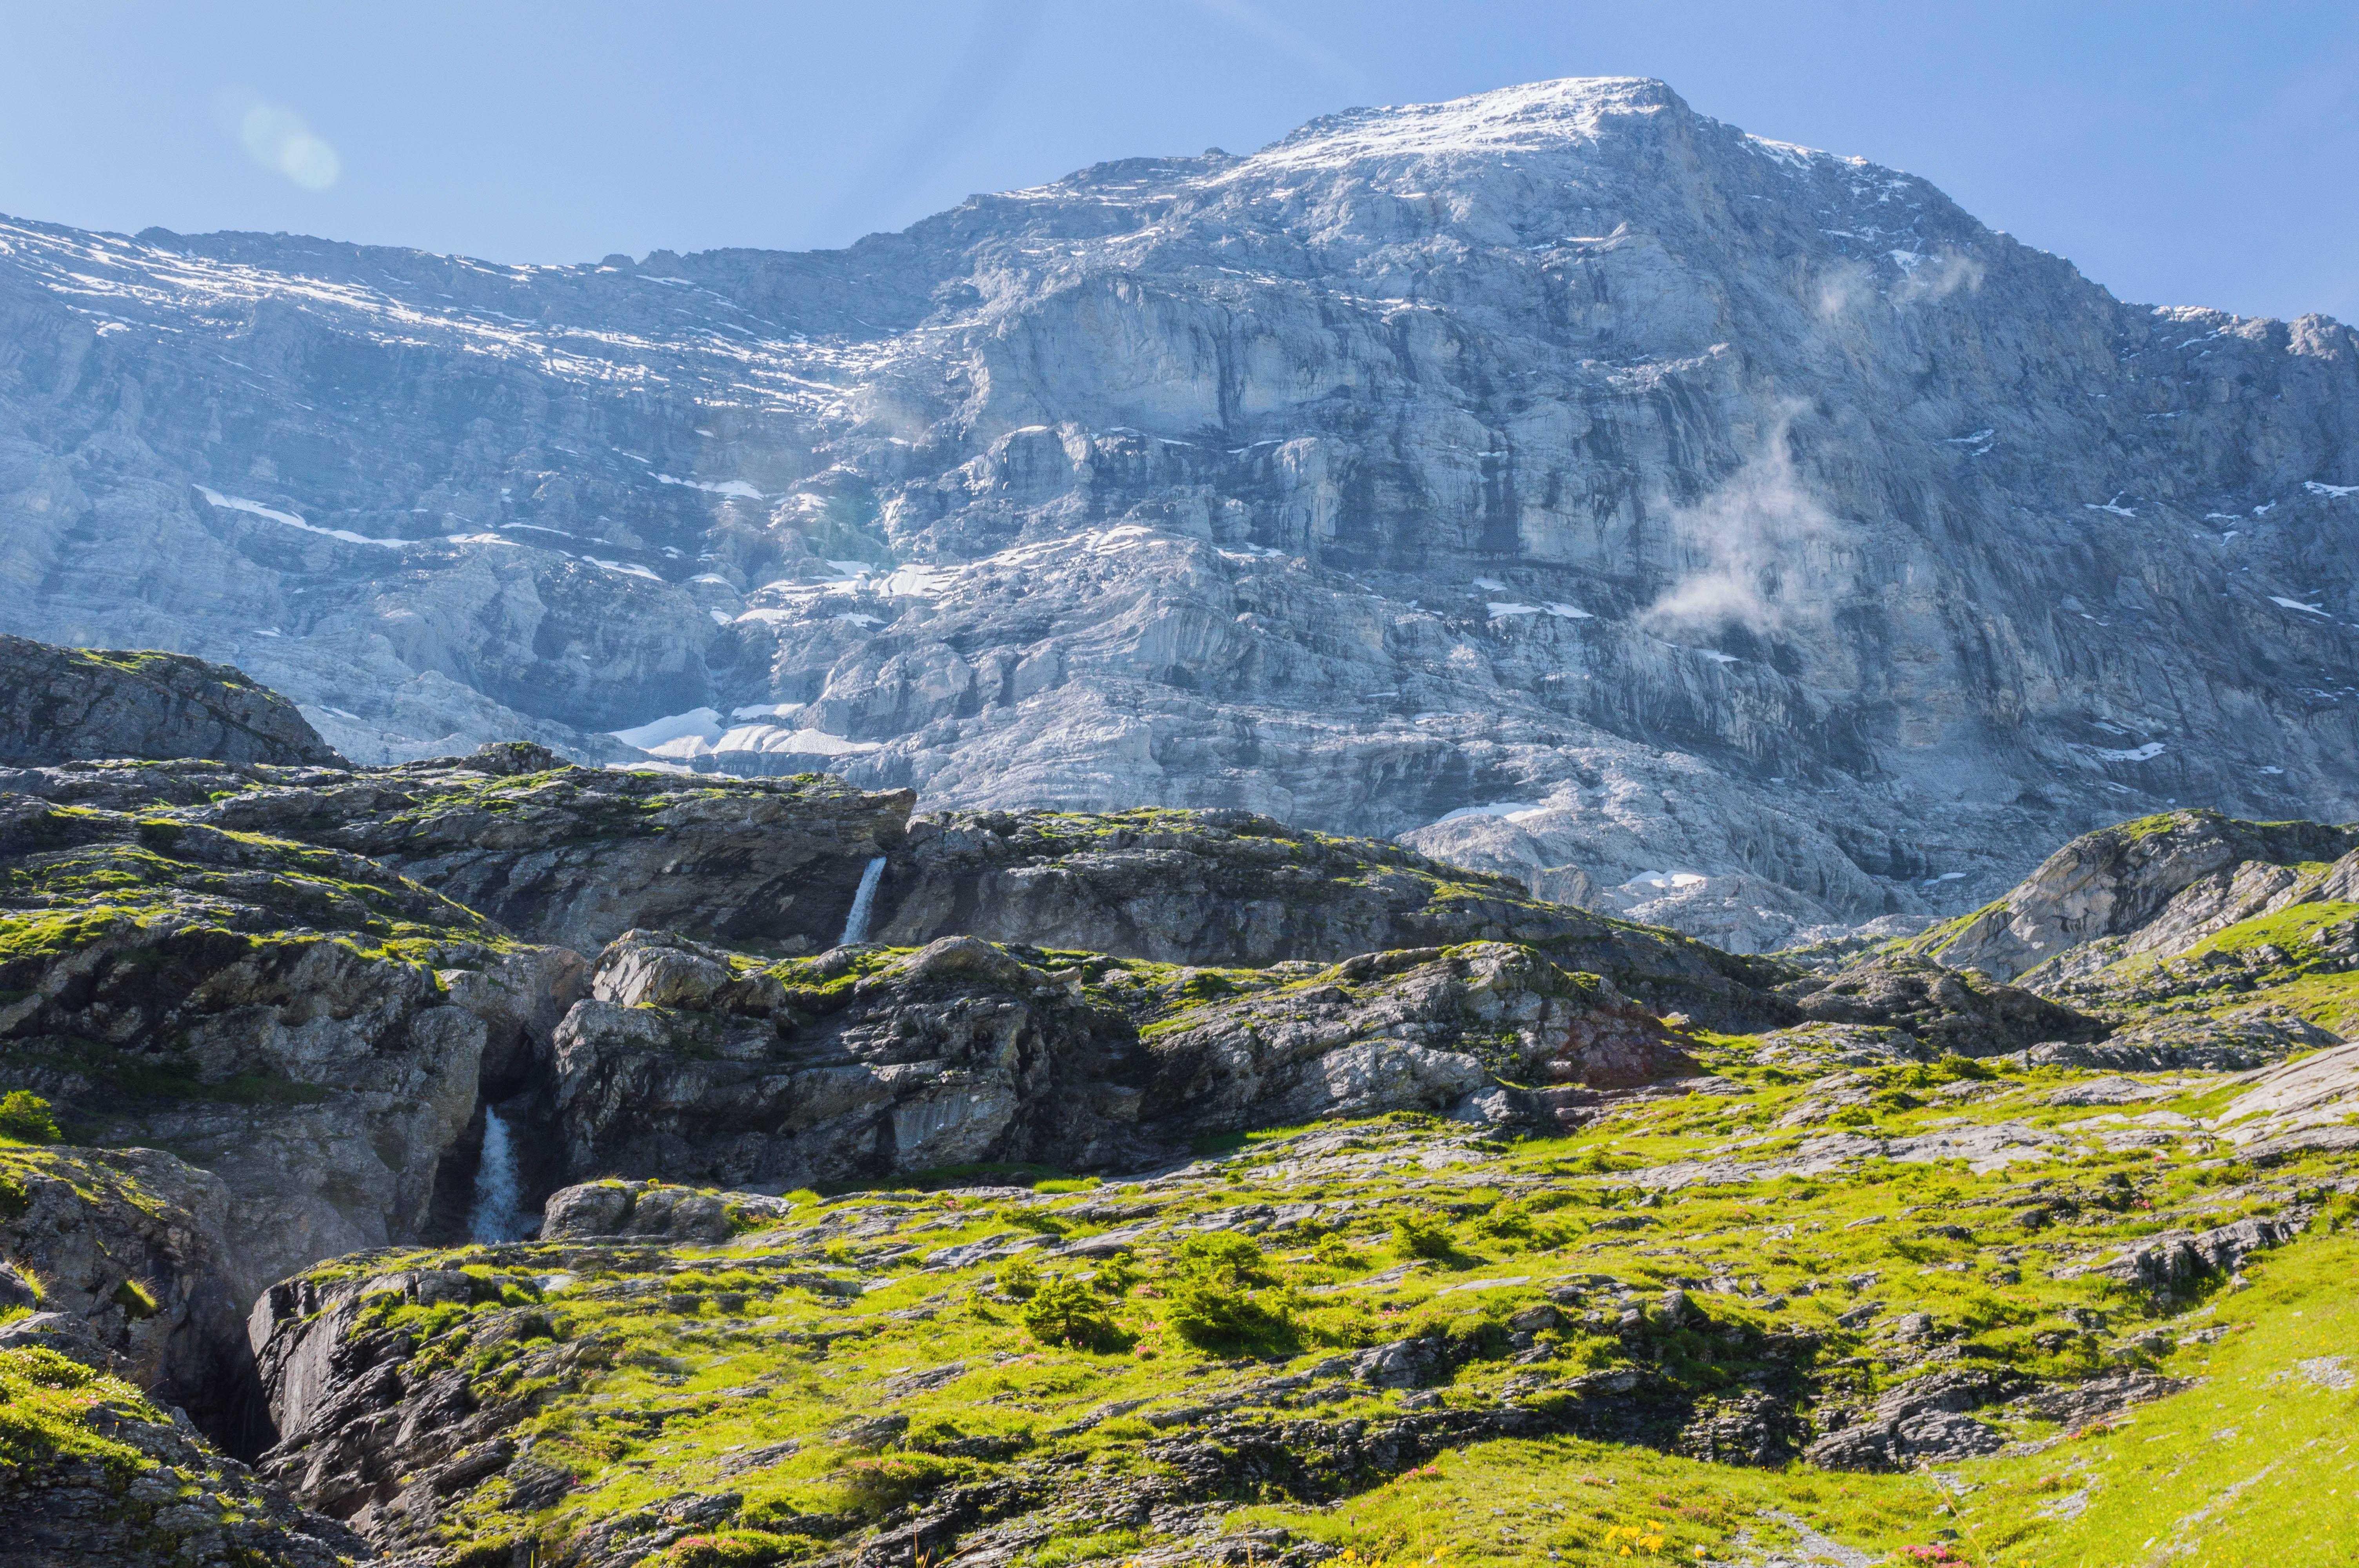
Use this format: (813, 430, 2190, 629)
(0, 637, 2354, 1564)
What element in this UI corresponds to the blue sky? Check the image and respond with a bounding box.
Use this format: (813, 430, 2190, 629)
(2, 1, 2353, 322)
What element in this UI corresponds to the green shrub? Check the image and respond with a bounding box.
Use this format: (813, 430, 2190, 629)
(0, 1092, 60, 1145)
(1391, 1211, 1456, 1260)
(1007, 1210, 1067, 1235)
(1090, 1252, 1140, 1296)
(994, 1256, 1041, 1297)
(1162, 1276, 1296, 1354)
(1170, 1232, 1273, 1288)
(1021, 1279, 1119, 1349)
(1312, 1233, 1365, 1269)
(1158, 1234, 1295, 1354)
(1469, 1199, 1532, 1240)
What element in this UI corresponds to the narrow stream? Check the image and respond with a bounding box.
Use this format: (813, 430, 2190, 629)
(840, 854, 888, 946)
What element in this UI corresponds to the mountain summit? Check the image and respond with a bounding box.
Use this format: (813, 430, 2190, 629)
(1, 76, 2354, 946)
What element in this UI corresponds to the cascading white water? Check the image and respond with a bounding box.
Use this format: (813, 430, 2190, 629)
(839, 855, 888, 946)
(468, 1107, 526, 1242)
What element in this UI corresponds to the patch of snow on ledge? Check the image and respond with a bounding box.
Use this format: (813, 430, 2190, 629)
(654, 474, 763, 499)
(583, 556, 663, 582)
(1431, 801, 1546, 826)
(1623, 870, 1709, 891)
(195, 485, 407, 548)
(610, 708, 724, 750)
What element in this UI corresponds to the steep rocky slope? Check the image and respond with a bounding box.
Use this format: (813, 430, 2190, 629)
(1914, 809, 2359, 983)
(5, 78, 2357, 942)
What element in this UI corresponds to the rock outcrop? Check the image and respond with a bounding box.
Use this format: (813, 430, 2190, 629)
(880, 806, 1797, 1027)
(547, 928, 1701, 1189)
(1776, 955, 2102, 1055)
(0, 1329, 368, 1566)
(0, 1145, 253, 1437)
(0, 791, 579, 1302)
(0, 634, 347, 769)
(2210, 1041, 2359, 1156)
(1915, 809, 2359, 982)
(245, 1262, 600, 1548)
(5, 741, 917, 958)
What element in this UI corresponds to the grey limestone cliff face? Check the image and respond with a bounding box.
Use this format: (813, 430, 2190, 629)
(0, 633, 345, 768)
(3, 78, 2355, 944)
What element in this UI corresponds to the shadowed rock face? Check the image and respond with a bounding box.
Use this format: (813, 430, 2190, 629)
(0, 1147, 253, 1437)
(4, 78, 2355, 942)
(0, 1314, 365, 1564)
(0, 634, 345, 769)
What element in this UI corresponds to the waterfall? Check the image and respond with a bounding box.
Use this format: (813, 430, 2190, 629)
(468, 1107, 526, 1243)
(840, 855, 888, 946)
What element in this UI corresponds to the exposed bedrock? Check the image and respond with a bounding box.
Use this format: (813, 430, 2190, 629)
(0, 1146, 257, 1441)
(1918, 809, 2359, 981)
(545, 928, 1699, 1189)
(873, 804, 1798, 1029)
(0, 790, 585, 1315)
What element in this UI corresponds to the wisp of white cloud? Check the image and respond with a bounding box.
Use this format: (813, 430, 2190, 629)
(1639, 416, 1840, 637)
(1892, 249, 1985, 305)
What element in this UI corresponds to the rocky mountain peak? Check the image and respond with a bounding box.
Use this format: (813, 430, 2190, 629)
(1, 79, 2354, 949)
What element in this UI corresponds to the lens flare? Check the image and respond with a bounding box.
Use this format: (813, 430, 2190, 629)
(234, 100, 341, 190)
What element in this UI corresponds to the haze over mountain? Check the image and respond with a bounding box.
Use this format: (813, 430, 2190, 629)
(2, 76, 2354, 949)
